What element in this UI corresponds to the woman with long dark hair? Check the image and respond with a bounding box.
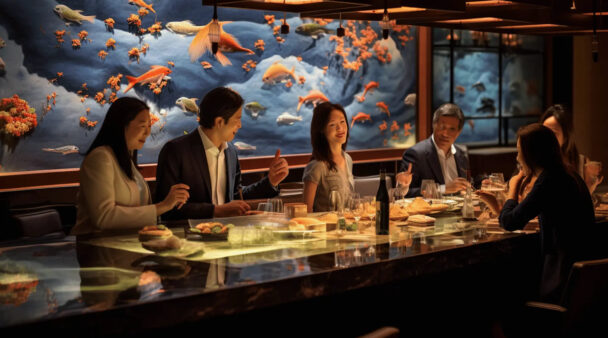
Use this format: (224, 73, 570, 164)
(500, 123, 595, 302)
(302, 102, 353, 212)
(541, 104, 603, 193)
(72, 97, 189, 236)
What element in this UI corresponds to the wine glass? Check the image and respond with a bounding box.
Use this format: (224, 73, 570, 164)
(395, 181, 409, 203)
(329, 190, 343, 213)
(421, 179, 437, 200)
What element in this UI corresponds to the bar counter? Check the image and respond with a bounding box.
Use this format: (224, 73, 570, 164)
(0, 213, 541, 336)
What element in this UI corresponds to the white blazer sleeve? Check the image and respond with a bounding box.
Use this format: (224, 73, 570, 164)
(80, 148, 157, 230)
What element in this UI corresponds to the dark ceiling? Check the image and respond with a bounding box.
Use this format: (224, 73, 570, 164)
(203, 0, 608, 34)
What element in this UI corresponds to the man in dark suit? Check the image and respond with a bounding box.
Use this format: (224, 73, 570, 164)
(397, 103, 470, 197)
(156, 87, 289, 220)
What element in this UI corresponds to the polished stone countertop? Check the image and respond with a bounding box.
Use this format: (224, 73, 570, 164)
(0, 212, 539, 334)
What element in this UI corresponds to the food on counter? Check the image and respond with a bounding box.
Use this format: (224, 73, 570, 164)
(406, 197, 432, 215)
(194, 222, 233, 234)
(138, 225, 172, 242)
(430, 203, 449, 212)
(315, 213, 338, 224)
(389, 204, 409, 220)
(288, 217, 324, 231)
(407, 214, 436, 226)
(245, 210, 265, 216)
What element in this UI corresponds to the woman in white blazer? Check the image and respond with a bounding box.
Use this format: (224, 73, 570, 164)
(72, 97, 189, 236)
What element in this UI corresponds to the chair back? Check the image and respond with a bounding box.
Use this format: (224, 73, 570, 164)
(12, 208, 65, 239)
(354, 175, 392, 197)
(560, 257, 608, 334)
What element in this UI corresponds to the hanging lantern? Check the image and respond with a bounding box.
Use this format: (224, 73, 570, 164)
(379, 7, 391, 39)
(337, 13, 345, 37)
(281, 15, 289, 34)
(209, 1, 220, 54)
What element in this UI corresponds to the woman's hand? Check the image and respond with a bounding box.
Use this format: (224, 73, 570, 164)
(507, 170, 526, 202)
(477, 190, 501, 216)
(156, 184, 190, 215)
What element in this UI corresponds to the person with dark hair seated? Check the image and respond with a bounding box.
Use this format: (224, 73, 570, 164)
(500, 123, 595, 302)
(302, 102, 353, 212)
(541, 104, 603, 194)
(72, 97, 189, 236)
(156, 87, 289, 219)
(396, 103, 470, 197)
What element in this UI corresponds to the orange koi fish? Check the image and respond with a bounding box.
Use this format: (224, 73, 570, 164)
(297, 89, 329, 112)
(57, 72, 63, 78)
(129, 0, 155, 13)
(188, 20, 236, 65)
(199, 61, 211, 69)
(467, 120, 475, 132)
(168, 61, 175, 67)
(138, 7, 150, 17)
(262, 62, 296, 84)
(296, 56, 302, 62)
(351, 112, 371, 127)
(98, 50, 108, 59)
(376, 101, 390, 117)
(264, 15, 275, 25)
(390, 121, 399, 132)
(298, 76, 306, 85)
(124, 65, 172, 93)
(71, 39, 81, 48)
(356, 81, 379, 102)
(455, 85, 466, 94)
(285, 80, 293, 88)
(378, 120, 387, 132)
(403, 122, 412, 136)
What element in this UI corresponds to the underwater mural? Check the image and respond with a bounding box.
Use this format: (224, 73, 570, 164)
(0, 0, 417, 173)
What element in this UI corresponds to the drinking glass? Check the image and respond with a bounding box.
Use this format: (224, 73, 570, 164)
(421, 179, 437, 200)
(395, 181, 409, 202)
(257, 202, 273, 213)
(585, 161, 602, 183)
(267, 198, 283, 213)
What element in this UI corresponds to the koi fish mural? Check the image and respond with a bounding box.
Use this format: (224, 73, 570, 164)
(0, 2, 418, 172)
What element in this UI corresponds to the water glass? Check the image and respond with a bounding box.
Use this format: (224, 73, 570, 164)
(421, 179, 437, 200)
(257, 202, 273, 213)
(267, 198, 283, 213)
(585, 161, 602, 182)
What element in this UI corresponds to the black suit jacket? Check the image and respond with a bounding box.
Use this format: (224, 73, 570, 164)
(155, 131, 278, 220)
(399, 137, 469, 197)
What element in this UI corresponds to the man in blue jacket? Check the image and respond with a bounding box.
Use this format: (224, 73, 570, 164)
(156, 87, 289, 219)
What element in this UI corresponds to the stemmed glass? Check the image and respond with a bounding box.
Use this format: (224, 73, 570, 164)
(329, 190, 343, 213)
(395, 181, 409, 203)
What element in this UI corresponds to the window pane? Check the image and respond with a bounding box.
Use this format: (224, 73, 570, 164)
(453, 51, 499, 117)
(503, 34, 544, 52)
(501, 53, 544, 117)
(433, 48, 451, 110)
(505, 116, 539, 144)
(457, 118, 499, 145)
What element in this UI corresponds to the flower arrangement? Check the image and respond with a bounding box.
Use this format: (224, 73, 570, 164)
(0, 95, 38, 137)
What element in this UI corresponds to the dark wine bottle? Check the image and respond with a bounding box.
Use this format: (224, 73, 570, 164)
(375, 170, 389, 235)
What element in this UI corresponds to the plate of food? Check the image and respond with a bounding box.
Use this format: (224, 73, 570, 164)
(138, 225, 183, 252)
(185, 222, 234, 241)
